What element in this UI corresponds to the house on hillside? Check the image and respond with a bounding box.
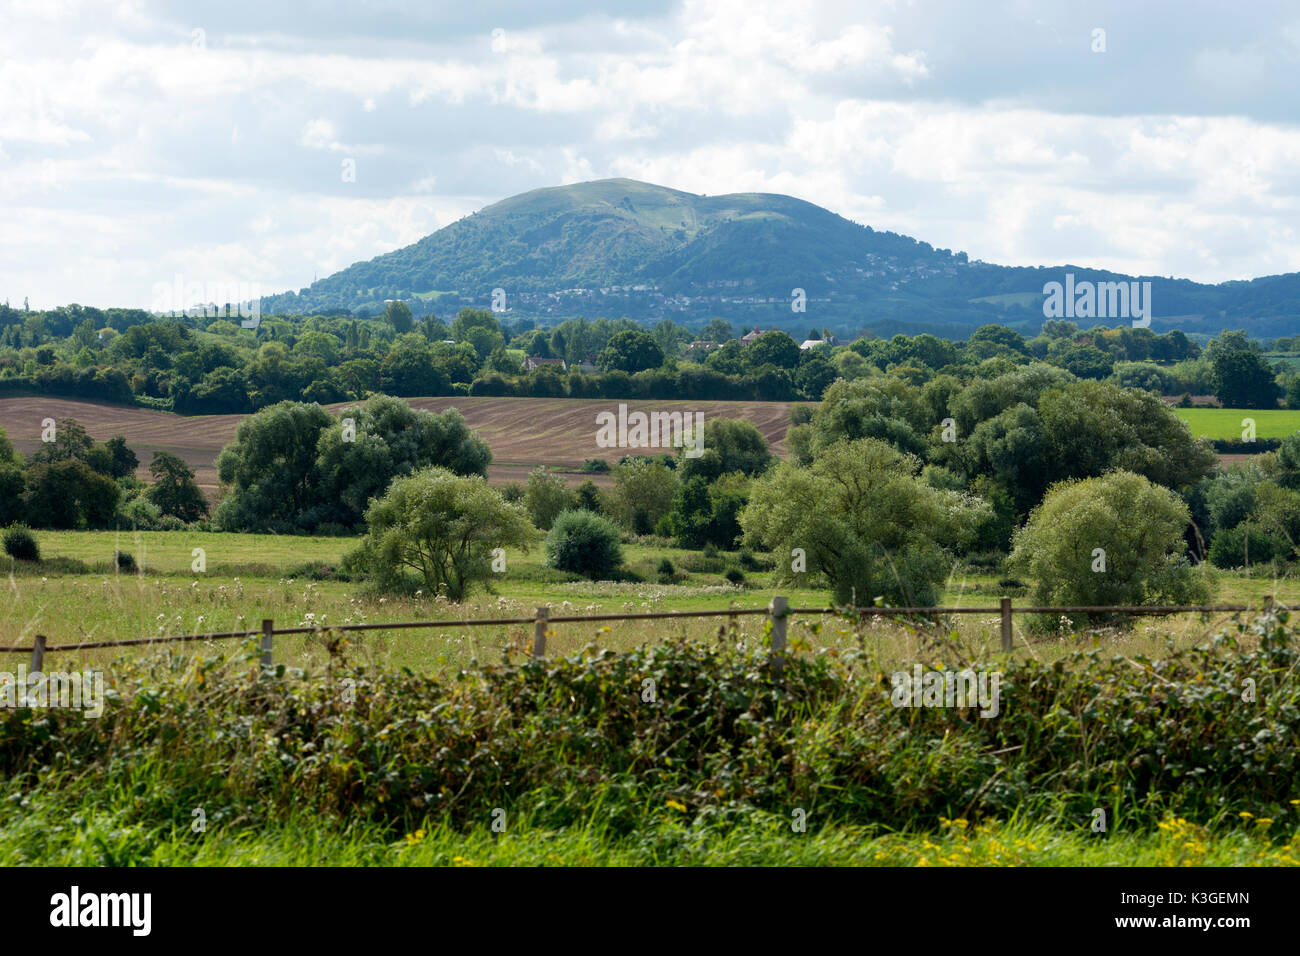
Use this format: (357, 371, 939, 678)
(683, 340, 717, 361)
(522, 356, 567, 372)
(575, 353, 599, 374)
(799, 334, 845, 350)
(740, 327, 780, 346)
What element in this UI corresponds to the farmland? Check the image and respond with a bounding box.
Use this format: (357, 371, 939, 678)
(0, 396, 802, 499)
(1174, 406, 1300, 441)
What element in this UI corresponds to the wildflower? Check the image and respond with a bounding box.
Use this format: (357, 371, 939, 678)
(665, 799, 687, 812)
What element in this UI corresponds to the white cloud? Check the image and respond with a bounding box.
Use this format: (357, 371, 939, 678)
(3, 0, 1300, 309)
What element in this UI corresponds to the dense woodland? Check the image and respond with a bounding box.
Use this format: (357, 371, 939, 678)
(1, 300, 1297, 413)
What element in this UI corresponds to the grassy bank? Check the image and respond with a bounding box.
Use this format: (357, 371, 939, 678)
(2, 610, 1297, 866)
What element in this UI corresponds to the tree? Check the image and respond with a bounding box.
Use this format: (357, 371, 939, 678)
(609, 457, 677, 533)
(313, 394, 492, 530)
(381, 301, 414, 335)
(678, 418, 772, 482)
(22, 459, 120, 529)
(746, 331, 800, 370)
(214, 401, 335, 532)
(361, 467, 533, 600)
(29, 418, 93, 465)
(544, 509, 623, 579)
(703, 318, 732, 342)
(668, 473, 748, 549)
(145, 451, 209, 522)
(103, 436, 139, 479)
(1212, 349, 1281, 408)
(1006, 471, 1212, 609)
(741, 438, 989, 606)
(450, 308, 500, 342)
(597, 330, 664, 374)
(523, 466, 578, 530)
(380, 341, 449, 396)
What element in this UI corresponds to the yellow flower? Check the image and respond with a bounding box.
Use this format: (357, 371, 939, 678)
(666, 799, 687, 813)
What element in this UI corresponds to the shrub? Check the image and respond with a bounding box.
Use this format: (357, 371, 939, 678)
(523, 466, 578, 531)
(1007, 470, 1214, 610)
(656, 557, 676, 580)
(580, 458, 611, 473)
(362, 467, 534, 601)
(544, 510, 623, 579)
(115, 550, 137, 572)
(724, 567, 746, 586)
(1208, 524, 1283, 569)
(2, 525, 39, 562)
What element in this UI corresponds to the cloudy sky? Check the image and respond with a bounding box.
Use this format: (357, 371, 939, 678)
(3, 0, 1299, 309)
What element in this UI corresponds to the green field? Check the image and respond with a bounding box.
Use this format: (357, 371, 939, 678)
(1175, 407, 1300, 441)
(3, 530, 1295, 676)
(4, 529, 1298, 868)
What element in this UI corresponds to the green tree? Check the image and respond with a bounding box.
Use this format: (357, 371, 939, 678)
(361, 467, 533, 600)
(597, 330, 664, 374)
(523, 466, 578, 530)
(1006, 471, 1212, 609)
(703, 318, 732, 342)
(22, 459, 121, 529)
(609, 457, 677, 533)
(29, 418, 93, 465)
(741, 438, 989, 606)
(746, 331, 800, 370)
(544, 509, 623, 579)
(145, 451, 209, 522)
(1212, 349, 1281, 408)
(214, 401, 335, 532)
(381, 301, 414, 335)
(678, 418, 772, 481)
(450, 308, 500, 342)
(314, 394, 492, 530)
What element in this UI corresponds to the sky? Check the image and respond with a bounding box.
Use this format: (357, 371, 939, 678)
(2, 0, 1299, 309)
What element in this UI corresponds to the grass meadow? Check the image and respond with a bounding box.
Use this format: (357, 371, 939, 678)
(3, 529, 1298, 867)
(1174, 406, 1300, 440)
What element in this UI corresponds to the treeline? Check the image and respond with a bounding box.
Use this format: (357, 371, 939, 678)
(0, 419, 207, 532)
(3, 300, 1297, 414)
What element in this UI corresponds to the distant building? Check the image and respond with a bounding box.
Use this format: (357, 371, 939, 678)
(522, 356, 567, 372)
(799, 335, 845, 350)
(740, 327, 780, 346)
(683, 340, 717, 361)
(576, 353, 599, 374)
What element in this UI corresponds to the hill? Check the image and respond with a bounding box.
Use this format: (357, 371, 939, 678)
(262, 179, 1300, 338)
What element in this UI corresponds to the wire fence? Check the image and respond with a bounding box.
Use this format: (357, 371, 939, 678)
(5, 594, 1280, 674)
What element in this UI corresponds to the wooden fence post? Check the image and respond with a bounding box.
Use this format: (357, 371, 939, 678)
(1263, 594, 1275, 613)
(999, 597, 1013, 653)
(30, 635, 46, 674)
(533, 606, 549, 659)
(261, 619, 273, 669)
(769, 596, 788, 679)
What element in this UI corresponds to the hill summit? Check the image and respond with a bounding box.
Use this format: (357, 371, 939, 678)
(262, 179, 1300, 338)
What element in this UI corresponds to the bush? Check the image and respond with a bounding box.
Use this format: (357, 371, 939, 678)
(656, 557, 676, 581)
(3, 613, 1297, 840)
(1208, 524, 1283, 569)
(523, 466, 578, 531)
(724, 567, 746, 586)
(115, 550, 137, 572)
(1007, 471, 1214, 610)
(2, 525, 39, 562)
(580, 458, 611, 473)
(544, 510, 624, 579)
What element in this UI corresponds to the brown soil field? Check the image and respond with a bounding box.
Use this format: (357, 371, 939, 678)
(0, 396, 801, 503)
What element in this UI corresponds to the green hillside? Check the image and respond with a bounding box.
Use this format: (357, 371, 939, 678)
(262, 179, 1300, 338)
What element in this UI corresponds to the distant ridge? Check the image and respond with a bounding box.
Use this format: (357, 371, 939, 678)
(262, 179, 1300, 338)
